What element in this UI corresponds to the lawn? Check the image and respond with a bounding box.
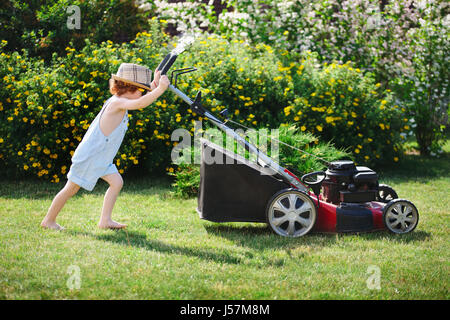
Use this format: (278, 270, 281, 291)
(0, 142, 449, 300)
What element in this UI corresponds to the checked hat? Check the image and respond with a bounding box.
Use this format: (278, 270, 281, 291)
(112, 63, 152, 91)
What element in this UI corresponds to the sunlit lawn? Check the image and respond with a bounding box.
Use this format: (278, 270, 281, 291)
(0, 142, 449, 299)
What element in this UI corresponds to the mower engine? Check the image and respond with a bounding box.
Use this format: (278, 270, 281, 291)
(322, 160, 378, 205)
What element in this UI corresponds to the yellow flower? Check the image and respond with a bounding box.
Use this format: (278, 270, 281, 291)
(0, 138, 3, 143)
(379, 123, 385, 130)
(18, 151, 23, 156)
(23, 165, 29, 170)
(355, 148, 360, 154)
(316, 125, 323, 132)
(283, 106, 291, 116)
(301, 126, 306, 131)
(394, 157, 399, 162)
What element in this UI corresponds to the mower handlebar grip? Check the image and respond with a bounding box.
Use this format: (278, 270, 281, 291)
(156, 53, 178, 76)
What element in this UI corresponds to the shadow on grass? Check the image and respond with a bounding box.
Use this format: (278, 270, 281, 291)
(377, 152, 450, 183)
(204, 223, 431, 249)
(0, 175, 172, 200)
(67, 229, 246, 265)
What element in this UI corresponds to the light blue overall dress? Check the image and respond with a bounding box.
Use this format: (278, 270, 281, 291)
(67, 97, 128, 191)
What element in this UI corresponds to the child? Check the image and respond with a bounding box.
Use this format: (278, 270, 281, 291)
(41, 63, 170, 230)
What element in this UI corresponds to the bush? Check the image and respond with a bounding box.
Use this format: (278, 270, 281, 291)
(392, 1, 449, 155)
(169, 123, 350, 198)
(176, 38, 404, 166)
(0, 21, 172, 181)
(282, 52, 406, 165)
(168, 163, 200, 198)
(146, 0, 448, 156)
(0, 25, 404, 183)
(0, 0, 151, 60)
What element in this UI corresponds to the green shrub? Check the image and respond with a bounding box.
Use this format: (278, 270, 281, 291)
(169, 123, 350, 198)
(0, 0, 151, 60)
(281, 52, 405, 165)
(0, 26, 403, 183)
(175, 40, 404, 166)
(168, 163, 200, 198)
(0, 22, 173, 181)
(277, 125, 350, 175)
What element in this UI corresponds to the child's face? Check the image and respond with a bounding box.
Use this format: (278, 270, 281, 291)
(128, 89, 145, 99)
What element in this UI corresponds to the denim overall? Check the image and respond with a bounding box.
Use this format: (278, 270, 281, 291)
(67, 97, 128, 191)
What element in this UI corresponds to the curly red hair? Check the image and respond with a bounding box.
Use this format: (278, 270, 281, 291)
(109, 79, 141, 96)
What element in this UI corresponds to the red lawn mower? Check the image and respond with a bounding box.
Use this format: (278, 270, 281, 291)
(156, 43, 419, 238)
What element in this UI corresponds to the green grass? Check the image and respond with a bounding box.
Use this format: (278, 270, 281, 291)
(0, 142, 449, 300)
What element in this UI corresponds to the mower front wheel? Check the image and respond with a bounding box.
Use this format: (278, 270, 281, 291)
(266, 189, 317, 237)
(383, 199, 419, 234)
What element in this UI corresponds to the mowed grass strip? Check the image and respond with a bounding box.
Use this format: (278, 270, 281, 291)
(0, 144, 449, 299)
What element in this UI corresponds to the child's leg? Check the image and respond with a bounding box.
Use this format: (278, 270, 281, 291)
(98, 172, 126, 229)
(41, 181, 80, 230)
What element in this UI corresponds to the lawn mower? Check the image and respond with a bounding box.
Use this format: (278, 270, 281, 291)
(155, 41, 419, 238)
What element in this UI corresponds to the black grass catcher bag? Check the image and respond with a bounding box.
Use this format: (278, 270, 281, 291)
(197, 139, 289, 223)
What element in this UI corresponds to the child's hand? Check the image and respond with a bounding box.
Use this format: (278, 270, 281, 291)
(153, 70, 161, 87)
(158, 75, 170, 91)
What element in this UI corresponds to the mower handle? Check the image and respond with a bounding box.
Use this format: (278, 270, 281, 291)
(156, 53, 178, 76)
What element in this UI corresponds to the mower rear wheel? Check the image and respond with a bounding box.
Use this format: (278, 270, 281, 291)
(266, 189, 317, 237)
(383, 199, 419, 234)
(376, 184, 398, 203)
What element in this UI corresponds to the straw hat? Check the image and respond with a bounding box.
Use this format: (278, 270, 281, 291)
(112, 63, 152, 91)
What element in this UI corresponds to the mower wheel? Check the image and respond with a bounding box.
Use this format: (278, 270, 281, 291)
(376, 184, 398, 203)
(382, 199, 419, 234)
(266, 189, 317, 237)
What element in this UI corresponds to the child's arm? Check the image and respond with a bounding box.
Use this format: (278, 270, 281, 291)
(115, 75, 170, 111)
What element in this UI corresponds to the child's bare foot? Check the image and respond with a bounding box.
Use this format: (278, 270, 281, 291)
(98, 220, 127, 230)
(41, 220, 65, 231)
